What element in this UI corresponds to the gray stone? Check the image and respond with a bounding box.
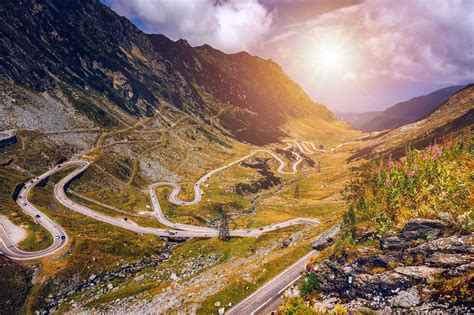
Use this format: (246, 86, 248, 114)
(401, 219, 448, 240)
(425, 253, 473, 267)
(389, 287, 421, 308)
(409, 235, 473, 255)
(312, 224, 340, 250)
(394, 266, 443, 281)
(381, 236, 408, 250)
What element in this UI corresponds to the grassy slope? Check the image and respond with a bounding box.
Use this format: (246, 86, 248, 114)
(354, 85, 473, 159)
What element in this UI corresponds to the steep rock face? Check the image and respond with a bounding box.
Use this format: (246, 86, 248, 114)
(0, 0, 336, 145)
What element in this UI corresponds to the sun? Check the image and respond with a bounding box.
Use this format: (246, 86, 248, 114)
(316, 41, 347, 71)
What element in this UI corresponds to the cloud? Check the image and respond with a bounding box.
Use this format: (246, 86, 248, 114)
(106, 0, 273, 53)
(313, 0, 474, 83)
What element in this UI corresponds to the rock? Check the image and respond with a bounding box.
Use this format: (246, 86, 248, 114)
(170, 272, 180, 281)
(401, 219, 449, 240)
(389, 287, 421, 308)
(355, 254, 396, 270)
(358, 231, 379, 242)
(214, 301, 221, 308)
(380, 236, 408, 250)
(89, 274, 96, 281)
(312, 297, 339, 312)
(107, 283, 114, 290)
(352, 271, 413, 299)
(218, 307, 225, 314)
(394, 266, 443, 281)
(425, 253, 473, 267)
(283, 284, 300, 298)
(311, 224, 340, 250)
(409, 235, 473, 255)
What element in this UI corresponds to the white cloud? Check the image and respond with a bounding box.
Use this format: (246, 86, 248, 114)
(106, 0, 273, 53)
(270, 0, 474, 84)
(349, 0, 474, 83)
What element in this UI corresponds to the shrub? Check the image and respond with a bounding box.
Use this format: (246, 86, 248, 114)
(280, 297, 316, 315)
(300, 273, 320, 299)
(342, 133, 472, 236)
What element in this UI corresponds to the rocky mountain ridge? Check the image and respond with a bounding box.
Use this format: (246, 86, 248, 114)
(1, 0, 336, 145)
(356, 85, 466, 132)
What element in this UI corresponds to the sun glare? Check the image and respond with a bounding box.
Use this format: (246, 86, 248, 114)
(317, 41, 347, 71)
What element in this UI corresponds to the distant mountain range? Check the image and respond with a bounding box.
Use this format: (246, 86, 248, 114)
(351, 84, 474, 160)
(339, 85, 467, 132)
(335, 111, 382, 130)
(0, 0, 336, 145)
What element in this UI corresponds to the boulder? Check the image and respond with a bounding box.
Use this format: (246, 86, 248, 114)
(311, 224, 340, 250)
(354, 254, 397, 270)
(389, 287, 421, 308)
(381, 236, 408, 250)
(394, 266, 443, 281)
(425, 253, 473, 267)
(401, 219, 449, 240)
(352, 271, 413, 299)
(409, 235, 473, 255)
(358, 231, 379, 242)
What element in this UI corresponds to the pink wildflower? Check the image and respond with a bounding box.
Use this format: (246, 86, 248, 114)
(388, 160, 393, 170)
(385, 178, 392, 186)
(432, 145, 442, 160)
(407, 171, 414, 179)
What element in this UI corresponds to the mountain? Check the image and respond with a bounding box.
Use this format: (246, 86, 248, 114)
(335, 111, 382, 130)
(351, 84, 474, 160)
(359, 85, 466, 132)
(0, 0, 338, 146)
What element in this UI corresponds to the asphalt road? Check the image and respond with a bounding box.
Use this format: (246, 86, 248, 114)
(1, 139, 328, 259)
(0, 162, 69, 260)
(226, 250, 317, 315)
(226, 224, 341, 314)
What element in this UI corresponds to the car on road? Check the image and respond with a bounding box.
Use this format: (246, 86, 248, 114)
(61, 235, 66, 240)
(259, 227, 264, 231)
(35, 214, 41, 218)
(22, 202, 27, 206)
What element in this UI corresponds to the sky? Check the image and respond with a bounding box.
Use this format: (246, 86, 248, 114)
(102, 0, 474, 112)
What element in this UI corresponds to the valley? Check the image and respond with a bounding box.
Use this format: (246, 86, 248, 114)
(0, 0, 472, 314)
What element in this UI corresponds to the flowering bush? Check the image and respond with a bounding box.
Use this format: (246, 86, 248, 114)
(343, 132, 473, 235)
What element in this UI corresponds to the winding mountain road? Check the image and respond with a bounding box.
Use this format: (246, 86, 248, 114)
(0, 140, 328, 260)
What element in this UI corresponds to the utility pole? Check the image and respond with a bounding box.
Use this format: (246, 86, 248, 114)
(219, 214, 230, 242)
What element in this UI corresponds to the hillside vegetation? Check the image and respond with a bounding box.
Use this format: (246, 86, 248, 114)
(281, 132, 473, 313)
(343, 132, 472, 236)
(1, 0, 343, 145)
(353, 84, 474, 159)
(357, 85, 465, 132)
